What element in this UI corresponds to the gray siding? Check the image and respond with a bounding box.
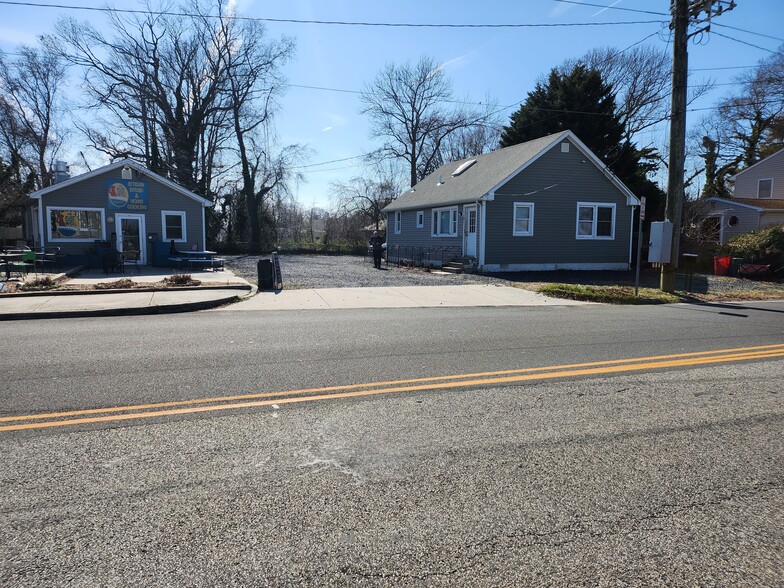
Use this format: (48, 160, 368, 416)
(485, 139, 633, 266)
(701, 200, 761, 243)
(37, 168, 204, 258)
(385, 207, 462, 251)
(732, 150, 784, 200)
(761, 211, 784, 227)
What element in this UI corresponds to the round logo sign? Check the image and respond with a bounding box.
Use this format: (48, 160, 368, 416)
(108, 182, 129, 208)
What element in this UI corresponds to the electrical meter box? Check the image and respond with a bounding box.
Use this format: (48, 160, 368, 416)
(648, 221, 673, 264)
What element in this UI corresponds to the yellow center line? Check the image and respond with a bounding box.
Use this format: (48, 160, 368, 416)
(2, 347, 782, 432)
(3, 343, 784, 424)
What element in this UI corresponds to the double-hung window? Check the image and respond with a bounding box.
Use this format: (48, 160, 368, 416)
(512, 203, 534, 236)
(394, 211, 402, 234)
(162, 210, 187, 242)
(576, 202, 615, 239)
(431, 206, 458, 237)
(416, 211, 424, 228)
(758, 178, 773, 199)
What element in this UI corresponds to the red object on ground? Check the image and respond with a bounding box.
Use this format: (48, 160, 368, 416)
(713, 256, 731, 276)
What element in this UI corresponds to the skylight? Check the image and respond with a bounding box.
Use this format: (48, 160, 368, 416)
(451, 159, 476, 177)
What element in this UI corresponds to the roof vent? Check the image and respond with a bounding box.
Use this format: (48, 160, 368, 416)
(561, 142, 570, 153)
(437, 173, 444, 185)
(53, 160, 71, 184)
(452, 159, 476, 176)
(122, 164, 133, 180)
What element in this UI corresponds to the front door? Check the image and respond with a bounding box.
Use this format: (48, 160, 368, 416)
(464, 205, 478, 258)
(115, 214, 146, 265)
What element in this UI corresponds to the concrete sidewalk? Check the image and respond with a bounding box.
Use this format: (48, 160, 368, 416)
(217, 284, 590, 311)
(0, 283, 588, 319)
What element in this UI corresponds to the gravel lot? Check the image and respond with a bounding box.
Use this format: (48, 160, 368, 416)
(224, 254, 784, 296)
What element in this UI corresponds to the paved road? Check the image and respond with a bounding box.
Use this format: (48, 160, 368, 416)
(1, 302, 783, 586)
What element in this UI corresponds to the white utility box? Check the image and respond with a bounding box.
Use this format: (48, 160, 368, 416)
(648, 221, 673, 264)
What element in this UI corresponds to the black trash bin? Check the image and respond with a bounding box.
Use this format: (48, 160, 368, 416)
(257, 258, 274, 289)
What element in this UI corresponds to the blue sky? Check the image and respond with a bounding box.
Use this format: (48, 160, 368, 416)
(1, 0, 782, 209)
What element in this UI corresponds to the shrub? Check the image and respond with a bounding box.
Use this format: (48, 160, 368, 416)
(164, 274, 201, 287)
(95, 278, 136, 290)
(19, 276, 59, 291)
(720, 224, 784, 263)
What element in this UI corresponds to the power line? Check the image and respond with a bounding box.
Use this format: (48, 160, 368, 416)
(0, 1, 665, 27)
(708, 30, 779, 54)
(713, 23, 784, 43)
(550, 0, 668, 17)
(690, 65, 755, 71)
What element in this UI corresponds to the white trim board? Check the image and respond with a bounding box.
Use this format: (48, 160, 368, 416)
(481, 262, 630, 272)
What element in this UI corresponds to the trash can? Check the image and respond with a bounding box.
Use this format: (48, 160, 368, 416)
(729, 257, 744, 277)
(257, 258, 274, 289)
(713, 256, 731, 276)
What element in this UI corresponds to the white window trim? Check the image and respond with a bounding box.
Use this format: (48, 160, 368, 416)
(394, 211, 402, 234)
(416, 210, 424, 228)
(758, 178, 773, 199)
(431, 205, 458, 237)
(161, 210, 188, 242)
(46, 206, 106, 243)
(512, 202, 535, 237)
(576, 202, 616, 240)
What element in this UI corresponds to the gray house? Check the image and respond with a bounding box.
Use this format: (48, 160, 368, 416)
(700, 148, 784, 244)
(25, 159, 212, 265)
(383, 130, 641, 272)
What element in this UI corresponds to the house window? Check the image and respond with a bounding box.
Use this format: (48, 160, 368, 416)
(576, 202, 615, 239)
(416, 211, 424, 228)
(162, 211, 187, 242)
(394, 211, 402, 234)
(431, 206, 458, 237)
(512, 203, 534, 236)
(48, 207, 104, 241)
(758, 178, 773, 199)
(700, 216, 721, 243)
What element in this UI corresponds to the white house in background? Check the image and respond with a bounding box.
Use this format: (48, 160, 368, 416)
(699, 148, 784, 244)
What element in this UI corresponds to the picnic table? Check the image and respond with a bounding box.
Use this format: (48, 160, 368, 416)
(170, 250, 225, 272)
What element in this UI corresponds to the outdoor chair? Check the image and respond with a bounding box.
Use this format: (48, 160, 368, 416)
(123, 249, 141, 273)
(10, 250, 36, 276)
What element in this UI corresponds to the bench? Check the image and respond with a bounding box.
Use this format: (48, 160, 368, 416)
(738, 263, 770, 276)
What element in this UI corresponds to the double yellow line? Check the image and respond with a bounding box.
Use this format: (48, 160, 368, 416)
(3, 343, 783, 433)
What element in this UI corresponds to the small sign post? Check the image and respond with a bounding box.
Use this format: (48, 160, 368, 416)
(635, 197, 646, 296)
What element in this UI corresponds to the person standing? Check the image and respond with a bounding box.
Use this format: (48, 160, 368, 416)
(369, 230, 384, 269)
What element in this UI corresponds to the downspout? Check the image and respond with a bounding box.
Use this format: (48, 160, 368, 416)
(202, 206, 207, 250)
(628, 205, 635, 268)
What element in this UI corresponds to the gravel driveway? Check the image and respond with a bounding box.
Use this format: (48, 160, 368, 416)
(225, 254, 505, 289)
(224, 254, 784, 296)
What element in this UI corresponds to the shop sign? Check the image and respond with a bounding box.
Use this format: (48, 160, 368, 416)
(107, 179, 148, 211)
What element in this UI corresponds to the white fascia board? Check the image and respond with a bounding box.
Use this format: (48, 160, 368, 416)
(704, 197, 765, 212)
(29, 159, 212, 207)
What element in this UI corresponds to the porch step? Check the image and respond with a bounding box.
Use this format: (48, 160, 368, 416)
(441, 261, 463, 274)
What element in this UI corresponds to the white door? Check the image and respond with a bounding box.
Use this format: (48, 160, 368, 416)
(464, 205, 478, 258)
(115, 214, 146, 265)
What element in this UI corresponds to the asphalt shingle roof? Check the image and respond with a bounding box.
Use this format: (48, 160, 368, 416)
(384, 131, 570, 212)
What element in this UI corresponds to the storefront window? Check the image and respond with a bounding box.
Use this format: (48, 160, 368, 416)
(48, 208, 104, 241)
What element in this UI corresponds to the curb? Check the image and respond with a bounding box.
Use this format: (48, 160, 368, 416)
(1, 284, 251, 298)
(0, 286, 255, 321)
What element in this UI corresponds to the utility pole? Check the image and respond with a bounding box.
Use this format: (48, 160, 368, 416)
(661, 0, 736, 292)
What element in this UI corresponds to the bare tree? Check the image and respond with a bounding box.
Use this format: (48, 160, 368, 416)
(0, 46, 66, 188)
(360, 56, 488, 187)
(331, 172, 401, 232)
(694, 46, 784, 194)
(49, 0, 242, 193)
(577, 45, 713, 141)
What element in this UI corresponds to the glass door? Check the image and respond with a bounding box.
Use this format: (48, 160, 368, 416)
(115, 214, 146, 264)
